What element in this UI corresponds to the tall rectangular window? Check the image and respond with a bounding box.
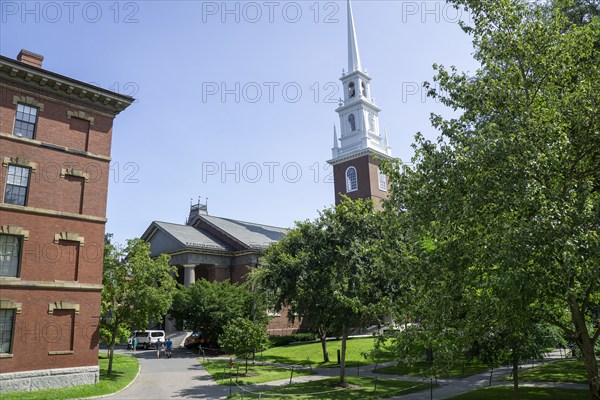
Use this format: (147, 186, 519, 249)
(378, 169, 387, 191)
(4, 166, 30, 206)
(0, 235, 21, 277)
(13, 104, 38, 139)
(0, 309, 15, 354)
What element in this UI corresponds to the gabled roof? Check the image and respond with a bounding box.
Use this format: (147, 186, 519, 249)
(200, 215, 288, 250)
(148, 221, 233, 252)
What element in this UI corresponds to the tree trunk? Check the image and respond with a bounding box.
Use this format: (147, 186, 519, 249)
(339, 326, 348, 385)
(568, 297, 600, 400)
(512, 352, 520, 400)
(426, 347, 434, 364)
(318, 326, 329, 363)
(245, 358, 248, 374)
(107, 323, 118, 375)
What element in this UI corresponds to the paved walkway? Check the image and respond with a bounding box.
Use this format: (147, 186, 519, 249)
(104, 348, 230, 399)
(103, 348, 588, 399)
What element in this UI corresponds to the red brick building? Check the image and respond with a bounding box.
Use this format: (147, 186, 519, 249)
(0, 50, 133, 391)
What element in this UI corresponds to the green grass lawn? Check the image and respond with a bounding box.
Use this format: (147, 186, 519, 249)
(1, 353, 139, 400)
(374, 359, 492, 378)
(202, 359, 314, 385)
(255, 337, 394, 368)
(448, 386, 592, 399)
(518, 360, 589, 384)
(228, 376, 432, 399)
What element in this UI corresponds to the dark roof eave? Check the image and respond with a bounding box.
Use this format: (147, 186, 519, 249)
(0, 55, 134, 114)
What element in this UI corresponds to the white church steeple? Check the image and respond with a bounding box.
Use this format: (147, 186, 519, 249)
(328, 0, 393, 207)
(330, 0, 392, 164)
(347, 0, 362, 73)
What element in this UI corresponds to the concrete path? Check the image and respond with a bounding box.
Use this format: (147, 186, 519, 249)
(103, 348, 230, 399)
(102, 347, 588, 399)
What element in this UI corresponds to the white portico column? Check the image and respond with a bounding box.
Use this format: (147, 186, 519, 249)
(183, 264, 196, 288)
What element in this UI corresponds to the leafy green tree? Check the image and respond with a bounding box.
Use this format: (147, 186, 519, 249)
(558, 0, 600, 25)
(170, 279, 267, 347)
(252, 218, 336, 363)
(382, 0, 599, 397)
(256, 197, 393, 384)
(218, 318, 270, 373)
(101, 235, 178, 374)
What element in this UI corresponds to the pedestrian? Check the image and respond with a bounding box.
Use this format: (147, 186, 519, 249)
(132, 336, 137, 352)
(165, 337, 173, 359)
(127, 336, 133, 351)
(156, 338, 163, 359)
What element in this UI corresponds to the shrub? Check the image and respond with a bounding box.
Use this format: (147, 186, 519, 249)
(269, 333, 316, 347)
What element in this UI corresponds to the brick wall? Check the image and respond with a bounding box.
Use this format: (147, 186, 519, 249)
(0, 289, 101, 373)
(0, 140, 110, 218)
(332, 154, 388, 208)
(0, 211, 105, 283)
(0, 82, 114, 156)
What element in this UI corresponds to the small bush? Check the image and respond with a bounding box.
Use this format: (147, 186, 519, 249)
(269, 333, 316, 347)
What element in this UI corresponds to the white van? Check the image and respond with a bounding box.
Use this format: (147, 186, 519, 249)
(132, 330, 165, 349)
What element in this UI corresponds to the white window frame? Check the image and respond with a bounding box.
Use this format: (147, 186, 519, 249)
(378, 169, 387, 192)
(346, 166, 358, 193)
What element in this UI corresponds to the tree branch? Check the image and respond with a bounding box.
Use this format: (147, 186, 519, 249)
(582, 281, 597, 314)
(546, 314, 575, 338)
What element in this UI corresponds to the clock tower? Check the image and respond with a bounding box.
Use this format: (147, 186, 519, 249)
(328, 0, 393, 207)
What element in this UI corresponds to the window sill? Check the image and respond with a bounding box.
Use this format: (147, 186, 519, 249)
(0, 353, 13, 358)
(48, 351, 74, 356)
(0, 132, 110, 161)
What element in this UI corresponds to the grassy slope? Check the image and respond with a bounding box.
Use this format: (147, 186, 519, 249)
(448, 386, 591, 400)
(1, 353, 139, 400)
(202, 359, 313, 385)
(374, 359, 492, 378)
(228, 376, 431, 399)
(519, 360, 589, 384)
(256, 337, 393, 368)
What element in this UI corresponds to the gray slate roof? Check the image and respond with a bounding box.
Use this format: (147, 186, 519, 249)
(201, 215, 288, 249)
(154, 221, 232, 251)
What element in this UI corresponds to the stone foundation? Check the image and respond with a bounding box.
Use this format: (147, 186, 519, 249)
(0, 365, 99, 392)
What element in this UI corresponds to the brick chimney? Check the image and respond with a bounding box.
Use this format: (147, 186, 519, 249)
(17, 49, 44, 68)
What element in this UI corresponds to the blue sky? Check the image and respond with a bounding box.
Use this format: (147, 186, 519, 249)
(1, 0, 479, 245)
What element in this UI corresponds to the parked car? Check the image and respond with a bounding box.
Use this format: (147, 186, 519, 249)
(184, 331, 209, 349)
(132, 330, 165, 349)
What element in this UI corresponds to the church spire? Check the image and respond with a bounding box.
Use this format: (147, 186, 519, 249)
(328, 0, 393, 208)
(347, 0, 362, 72)
(333, 124, 339, 149)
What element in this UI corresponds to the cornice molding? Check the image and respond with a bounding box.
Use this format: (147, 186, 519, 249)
(327, 149, 394, 166)
(0, 56, 133, 115)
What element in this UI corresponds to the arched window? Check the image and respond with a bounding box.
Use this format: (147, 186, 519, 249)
(361, 81, 368, 97)
(348, 114, 356, 131)
(346, 167, 358, 192)
(348, 82, 356, 98)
